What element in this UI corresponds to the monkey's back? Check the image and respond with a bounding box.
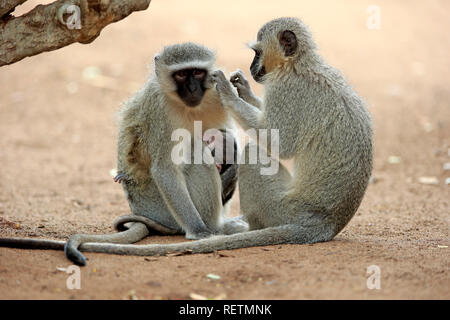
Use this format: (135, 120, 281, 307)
(267, 64, 373, 225)
(117, 80, 165, 186)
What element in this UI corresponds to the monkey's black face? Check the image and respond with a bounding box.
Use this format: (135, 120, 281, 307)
(250, 49, 266, 83)
(172, 68, 207, 107)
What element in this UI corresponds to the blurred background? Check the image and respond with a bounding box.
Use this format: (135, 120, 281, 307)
(0, 0, 448, 299)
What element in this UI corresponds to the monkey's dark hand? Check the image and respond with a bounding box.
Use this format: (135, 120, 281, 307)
(211, 70, 239, 107)
(114, 172, 130, 184)
(220, 163, 238, 205)
(230, 70, 251, 99)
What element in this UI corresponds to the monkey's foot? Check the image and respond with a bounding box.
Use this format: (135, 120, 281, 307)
(185, 230, 213, 240)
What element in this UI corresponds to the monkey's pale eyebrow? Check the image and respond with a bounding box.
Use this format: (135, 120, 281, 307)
(246, 41, 258, 50)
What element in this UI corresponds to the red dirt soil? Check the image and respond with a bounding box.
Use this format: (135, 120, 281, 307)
(0, 0, 448, 299)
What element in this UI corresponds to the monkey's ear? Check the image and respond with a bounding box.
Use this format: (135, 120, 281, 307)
(278, 30, 298, 57)
(154, 54, 160, 64)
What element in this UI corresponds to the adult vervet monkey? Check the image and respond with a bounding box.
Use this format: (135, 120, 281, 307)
(0, 43, 247, 265)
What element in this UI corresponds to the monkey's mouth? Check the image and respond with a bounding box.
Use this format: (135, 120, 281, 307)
(178, 91, 205, 107)
(252, 66, 266, 83)
(183, 98, 203, 107)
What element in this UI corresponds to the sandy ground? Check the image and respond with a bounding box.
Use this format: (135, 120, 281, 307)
(0, 0, 449, 300)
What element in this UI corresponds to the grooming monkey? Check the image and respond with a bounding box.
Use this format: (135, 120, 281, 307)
(0, 43, 247, 265)
(14, 16, 372, 258)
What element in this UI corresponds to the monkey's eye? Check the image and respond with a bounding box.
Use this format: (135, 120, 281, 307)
(173, 70, 187, 82)
(193, 69, 206, 79)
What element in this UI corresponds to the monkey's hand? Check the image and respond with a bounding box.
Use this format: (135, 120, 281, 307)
(230, 70, 251, 98)
(211, 70, 239, 108)
(213, 70, 262, 131)
(230, 70, 262, 108)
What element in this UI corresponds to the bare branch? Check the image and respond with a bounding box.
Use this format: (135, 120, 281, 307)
(0, 0, 27, 18)
(0, 0, 151, 67)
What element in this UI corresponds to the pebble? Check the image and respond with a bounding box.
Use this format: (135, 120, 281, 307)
(206, 273, 221, 280)
(418, 176, 439, 185)
(388, 156, 401, 164)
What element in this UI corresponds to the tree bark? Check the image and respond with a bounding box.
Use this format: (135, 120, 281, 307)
(0, 0, 151, 67)
(0, 0, 27, 18)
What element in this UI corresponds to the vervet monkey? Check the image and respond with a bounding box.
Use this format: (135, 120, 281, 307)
(0, 43, 247, 265)
(56, 17, 373, 257)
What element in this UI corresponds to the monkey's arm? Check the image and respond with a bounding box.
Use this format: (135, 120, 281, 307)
(230, 70, 262, 109)
(228, 98, 264, 131)
(212, 70, 264, 131)
(150, 160, 212, 240)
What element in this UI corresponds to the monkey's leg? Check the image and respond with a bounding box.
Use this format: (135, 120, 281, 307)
(183, 162, 223, 234)
(238, 144, 336, 240)
(122, 178, 184, 233)
(237, 143, 293, 229)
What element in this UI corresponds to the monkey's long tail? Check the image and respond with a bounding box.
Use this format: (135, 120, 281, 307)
(65, 215, 180, 265)
(77, 223, 336, 259)
(0, 238, 65, 250)
(65, 223, 149, 266)
(0, 223, 149, 265)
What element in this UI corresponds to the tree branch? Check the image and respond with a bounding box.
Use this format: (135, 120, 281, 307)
(0, 0, 27, 18)
(0, 0, 151, 67)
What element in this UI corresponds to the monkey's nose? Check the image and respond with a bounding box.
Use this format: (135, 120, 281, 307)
(187, 83, 197, 93)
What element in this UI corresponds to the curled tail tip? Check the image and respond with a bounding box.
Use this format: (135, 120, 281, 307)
(64, 242, 87, 266)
